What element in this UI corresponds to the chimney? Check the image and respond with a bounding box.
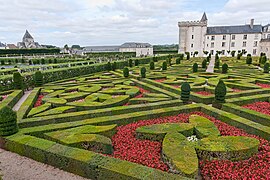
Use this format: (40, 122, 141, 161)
(250, 19, 254, 29)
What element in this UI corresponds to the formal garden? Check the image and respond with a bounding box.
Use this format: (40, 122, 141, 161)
(0, 53, 270, 179)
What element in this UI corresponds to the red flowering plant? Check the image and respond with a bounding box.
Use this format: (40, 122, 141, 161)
(34, 95, 44, 107)
(155, 79, 166, 83)
(232, 88, 242, 93)
(110, 112, 270, 179)
(256, 83, 270, 89)
(0, 95, 8, 102)
(243, 101, 270, 116)
(195, 91, 213, 96)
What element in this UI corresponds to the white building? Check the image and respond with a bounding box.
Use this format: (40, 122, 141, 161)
(178, 13, 269, 57)
(119, 42, 153, 57)
(17, 30, 41, 49)
(0, 42, 6, 49)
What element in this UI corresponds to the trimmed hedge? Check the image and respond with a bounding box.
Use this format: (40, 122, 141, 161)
(0, 106, 18, 136)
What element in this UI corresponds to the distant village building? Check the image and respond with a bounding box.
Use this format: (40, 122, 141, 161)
(119, 42, 153, 57)
(83, 46, 119, 53)
(0, 42, 6, 49)
(178, 13, 270, 57)
(17, 30, 41, 49)
(6, 44, 17, 49)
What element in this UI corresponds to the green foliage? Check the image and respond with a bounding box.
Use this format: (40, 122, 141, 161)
(162, 61, 167, 70)
(106, 62, 112, 71)
(1, 60, 4, 65)
(140, 67, 146, 78)
(149, 61, 155, 70)
(179, 54, 184, 60)
(222, 63, 228, 74)
(112, 62, 117, 71)
(237, 53, 242, 60)
(215, 80, 227, 103)
(202, 59, 207, 69)
(0, 48, 60, 55)
(193, 63, 198, 72)
(185, 52, 190, 60)
(166, 58, 172, 66)
(260, 56, 267, 64)
(34, 71, 43, 87)
(264, 63, 270, 73)
(13, 72, 24, 90)
(0, 106, 18, 136)
(123, 67, 129, 77)
(246, 54, 252, 65)
(181, 82, 190, 103)
(176, 58, 181, 64)
(214, 59, 220, 69)
(128, 59, 133, 67)
(134, 59, 139, 66)
(41, 58, 45, 65)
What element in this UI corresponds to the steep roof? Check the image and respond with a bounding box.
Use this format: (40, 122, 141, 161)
(120, 42, 152, 48)
(23, 30, 34, 39)
(207, 25, 262, 35)
(201, 12, 208, 22)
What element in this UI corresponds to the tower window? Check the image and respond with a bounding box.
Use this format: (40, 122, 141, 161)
(192, 35, 194, 39)
(243, 34, 248, 40)
(191, 44, 194, 48)
(222, 42, 226, 47)
(223, 35, 226, 40)
(211, 36, 215, 41)
(232, 35, 236, 40)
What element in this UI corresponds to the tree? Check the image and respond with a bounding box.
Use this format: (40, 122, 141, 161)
(128, 59, 133, 67)
(202, 59, 207, 69)
(123, 67, 129, 77)
(246, 54, 252, 65)
(215, 58, 220, 69)
(150, 61, 155, 70)
(106, 62, 112, 71)
(135, 59, 139, 66)
(214, 80, 227, 104)
(176, 58, 181, 64)
(34, 71, 43, 86)
(193, 63, 198, 72)
(41, 58, 45, 65)
(181, 82, 191, 104)
(140, 67, 146, 78)
(162, 61, 167, 70)
(222, 63, 228, 73)
(261, 56, 267, 64)
(179, 54, 184, 60)
(112, 62, 117, 71)
(13, 72, 24, 90)
(0, 106, 18, 136)
(264, 63, 269, 73)
(185, 52, 190, 60)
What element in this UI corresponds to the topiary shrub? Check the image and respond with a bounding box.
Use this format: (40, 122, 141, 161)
(214, 80, 227, 106)
(106, 62, 112, 71)
(13, 72, 24, 90)
(135, 59, 139, 66)
(214, 59, 220, 69)
(264, 63, 269, 73)
(0, 106, 18, 136)
(181, 82, 191, 104)
(222, 63, 228, 73)
(185, 52, 190, 60)
(176, 58, 181, 64)
(167, 58, 172, 66)
(112, 62, 117, 71)
(41, 58, 45, 64)
(237, 53, 242, 60)
(261, 56, 267, 64)
(123, 67, 129, 77)
(150, 61, 155, 70)
(202, 59, 207, 69)
(162, 61, 167, 71)
(153, 56, 158, 62)
(179, 54, 184, 60)
(246, 54, 252, 65)
(128, 59, 133, 67)
(193, 63, 198, 73)
(34, 71, 43, 87)
(140, 67, 146, 78)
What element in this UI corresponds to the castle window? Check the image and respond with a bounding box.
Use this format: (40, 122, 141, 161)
(211, 50, 214, 55)
(192, 35, 194, 39)
(223, 35, 226, 40)
(267, 34, 270, 39)
(232, 35, 235, 40)
(231, 42, 235, 47)
(191, 44, 194, 48)
(211, 42, 214, 48)
(253, 49, 257, 55)
(222, 50, 225, 55)
(254, 41, 258, 47)
(243, 41, 247, 47)
(243, 34, 248, 40)
(222, 42, 226, 47)
(207, 36, 209, 40)
(211, 36, 215, 41)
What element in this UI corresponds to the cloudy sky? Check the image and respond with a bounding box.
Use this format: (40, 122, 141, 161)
(0, 0, 269, 47)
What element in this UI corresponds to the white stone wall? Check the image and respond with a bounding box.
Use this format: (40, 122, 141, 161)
(260, 41, 270, 57)
(120, 47, 153, 57)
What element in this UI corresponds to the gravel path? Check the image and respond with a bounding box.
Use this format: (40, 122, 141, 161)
(206, 56, 215, 73)
(12, 90, 32, 111)
(0, 148, 90, 180)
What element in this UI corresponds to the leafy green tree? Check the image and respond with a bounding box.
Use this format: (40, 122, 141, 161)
(214, 80, 227, 103)
(202, 59, 207, 69)
(128, 59, 133, 67)
(34, 71, 43, 87)
(222, 63, 228, 73)
(181, 82, 191, 104)
(123, 67, 129, 77)
(140, 67, 146, 78)
(264, 63, 269, 73)
(150, 61, 155, 70)
(13, 72, 24, 90)
(162, 61, 167, 70)
(0, 106, 18, 136)
(193, 63, 198, 72)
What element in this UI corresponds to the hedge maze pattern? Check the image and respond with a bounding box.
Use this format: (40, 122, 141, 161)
(2, 57, 270, 179)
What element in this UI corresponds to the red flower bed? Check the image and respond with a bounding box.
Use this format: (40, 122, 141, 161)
(243, 101, 270, 116)
(34, 95, 44, 107)
(0, 95, 8, 102)
(172, 85, 179, 88)
(111, 112, 270, 179)
(195, 91, 212, 96)
(232, 88, 242, 93)
(256, 83, 270, 89)
(155, 79, 166, 83)
(134, 88, 150, 99)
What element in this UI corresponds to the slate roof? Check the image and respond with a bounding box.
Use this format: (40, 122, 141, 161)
(23, 30, 34, 39)
(206, 25, 262, 35)
(201, 12, 208, 22)
(120, 42, 152, 48)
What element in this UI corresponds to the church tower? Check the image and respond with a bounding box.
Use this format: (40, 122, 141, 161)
(178, 13, 208, 56)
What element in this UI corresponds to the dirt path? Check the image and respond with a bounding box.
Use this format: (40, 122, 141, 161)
(206, 56, 215, 73)
(0, 148, 90, 180)
(12, 90, 32, 111)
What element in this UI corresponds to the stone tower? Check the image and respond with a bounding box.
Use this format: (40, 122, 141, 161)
(178, 13, 208, 56)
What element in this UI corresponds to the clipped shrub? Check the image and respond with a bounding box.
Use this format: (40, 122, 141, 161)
(162, 61, 167, 70)
(261, 56, 267, 64)
(0, 106, 18, 136)
(0, 60, 4, 65)
(176, 58, 181, 64)
(53, 58, 57, 64)
(214, 80, 227, 104)
(237, 53, 242, 60)
(13, 72, 24, 90)
(41, 58, 45, 64)
(167, 58, 172, 66)
(140, 67, 146, 78)
(123, 67, 129, 77)
(150, 61, 155, 70)
(153, 56, 158, 62)
(179, 54, 184, 60)
(202, 59, 207, 69)
(264, 63, 270, 73)
(185, 52, 190, 60)
(181, 82, 191, 103)
(128, 59, 133, 67)
(34, 71, 43, 87)
(135, 59, 139, 66)
(222, 63, 228, 73)
(246, 54, 252, 65)
(106, 62, 112, 71)
(214, 59, 220, 69)
(193, 63, 198, 73)
(112, 62, 117, 71)
(48, 59, 52, 64)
